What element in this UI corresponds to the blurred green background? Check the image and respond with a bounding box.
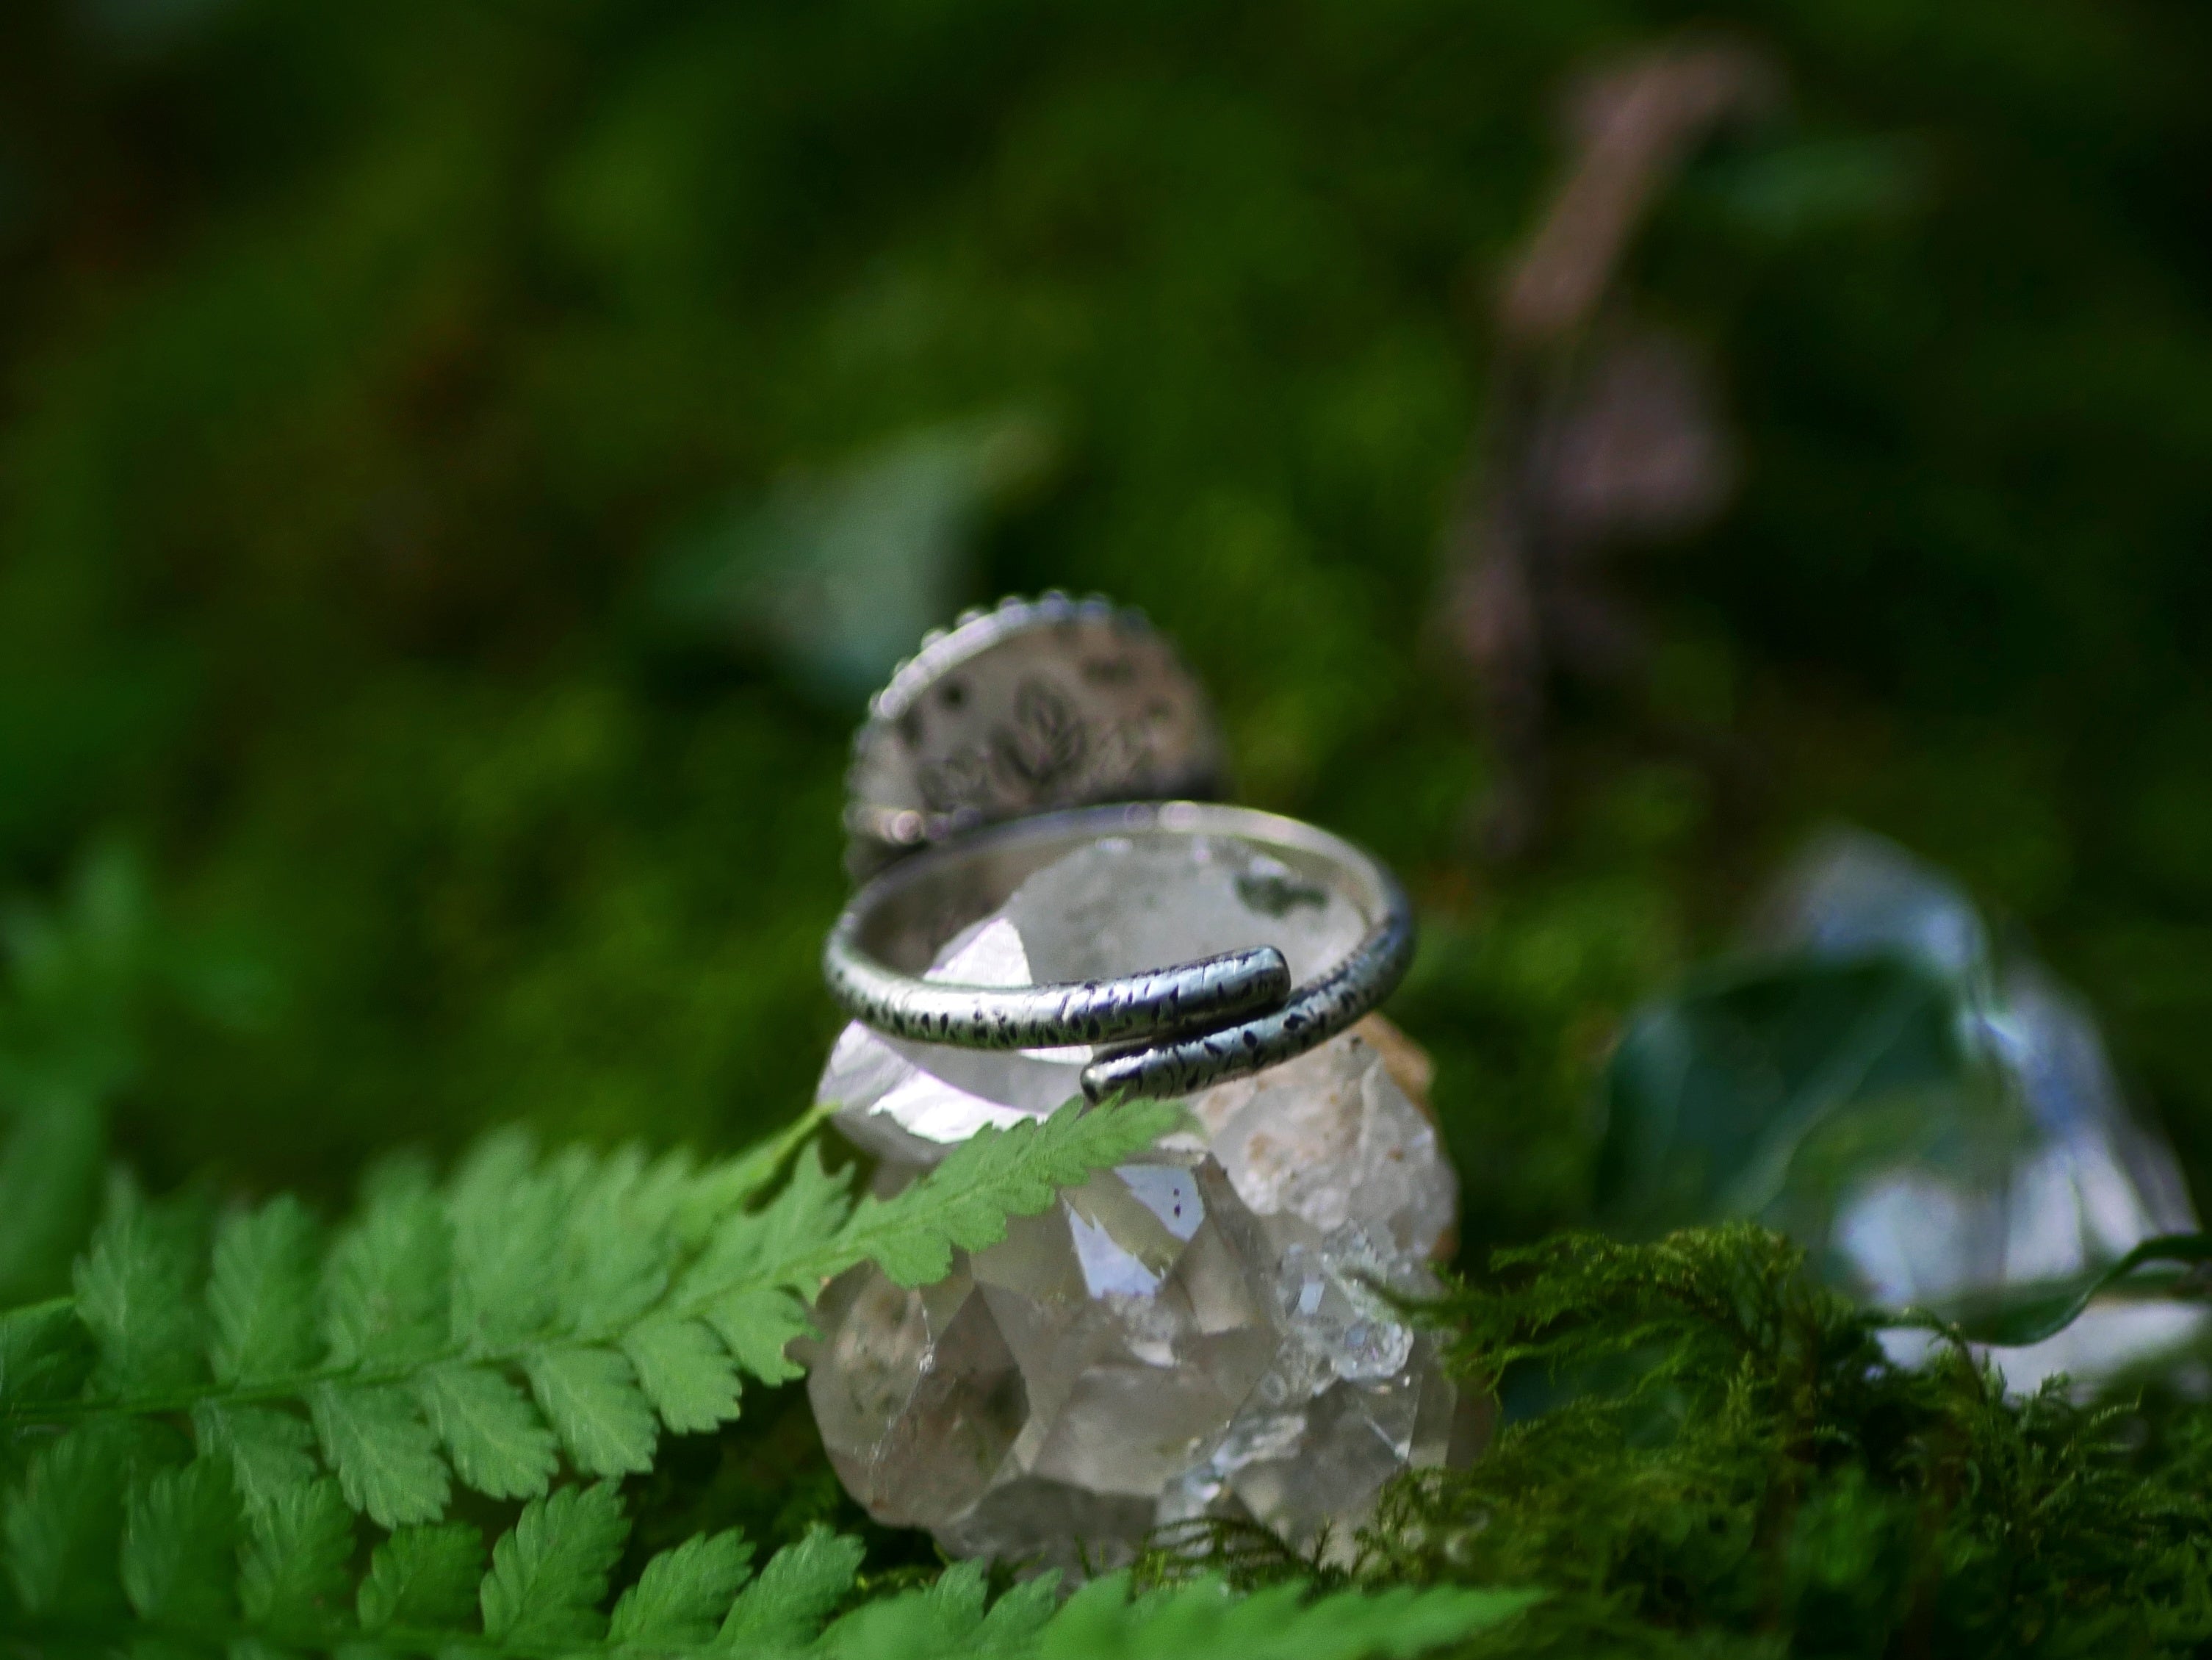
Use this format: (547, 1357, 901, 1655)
(3, 0, 2211, 1298)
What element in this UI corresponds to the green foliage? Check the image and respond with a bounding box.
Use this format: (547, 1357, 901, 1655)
(1, 1429, 1524, 1656)
(608, 1528, 754, 1645)
(1367, 1225, 2212, 1656)
(0, 841, 258, 1307)
(0, 1105, 1535, 1659)
(1, 1100, 1183, 1530)
(7, 2, 2212, 1653)
(11, 0, 2212, 1235)
(1941, 1232, 2212, 1347)
(652, 411, 1058, 700)
(1597, 957, 1979, 1237)
(0, 1102, 1535, 1656)
(356, 1520, 482, 1631)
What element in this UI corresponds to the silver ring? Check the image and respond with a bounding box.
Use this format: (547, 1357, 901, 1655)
(821, 801, 1416, 1100)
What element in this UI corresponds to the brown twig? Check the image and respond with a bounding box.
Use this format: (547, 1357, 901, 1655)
(1441, 37, 1778, 855)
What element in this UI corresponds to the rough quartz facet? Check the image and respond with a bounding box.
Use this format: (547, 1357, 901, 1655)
(1754, 829, 2205, 1392)
(806, 836, 1473, 1573)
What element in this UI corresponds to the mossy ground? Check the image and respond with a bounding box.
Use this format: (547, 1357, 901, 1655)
(4, 1, 2212, 1648)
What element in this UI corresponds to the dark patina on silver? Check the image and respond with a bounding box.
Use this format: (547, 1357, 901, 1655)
(824, 909, 1291, 1051)
(844, 592, 1228, 877)
(826, 596, 1413, 1098)
(1081, 849, 1416, 1099)
(824, 800, 1414, 1099)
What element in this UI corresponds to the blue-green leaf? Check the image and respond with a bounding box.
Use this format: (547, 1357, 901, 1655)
(1909, 1231, 2212, 1347)
(1597, 957, 1964, 1235)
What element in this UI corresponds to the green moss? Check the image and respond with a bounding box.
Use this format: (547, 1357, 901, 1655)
(1367, 1226, 2212, 1656)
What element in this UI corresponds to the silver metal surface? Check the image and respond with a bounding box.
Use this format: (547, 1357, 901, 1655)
(822, 801, 1415, 1099)
(1078, 888, 1415, 1100)
(844, 594, 1229, 877)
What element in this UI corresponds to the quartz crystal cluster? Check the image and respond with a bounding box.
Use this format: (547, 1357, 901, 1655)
(806, 836, 1472, 1572)
(1757, 830, 2205, 1392)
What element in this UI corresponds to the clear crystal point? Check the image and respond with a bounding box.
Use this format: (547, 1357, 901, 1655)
(807, 835, 1473, 1572)
(1751, 828, 2206, 1393)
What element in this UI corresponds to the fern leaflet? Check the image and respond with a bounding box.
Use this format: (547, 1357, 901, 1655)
(1, 1444, 1538, 1656)
(0, 1099, 1184, 1528)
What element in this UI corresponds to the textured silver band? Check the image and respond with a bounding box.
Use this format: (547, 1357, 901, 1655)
(823, 938, 1292, 1050)
(821, 801, 1415, 1099)
(1078, 894, 1415, 1100)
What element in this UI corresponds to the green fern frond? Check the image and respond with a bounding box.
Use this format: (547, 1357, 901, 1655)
(0, 1099, 1185, 1530)
(0, 840, 262, 1309)
(1, 1445, 1537, 1657)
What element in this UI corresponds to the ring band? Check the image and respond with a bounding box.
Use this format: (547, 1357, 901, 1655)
(823, 940, 1292, 1050)
(821, 800, 1416, 1100)
(1078, 899, 1413, 1100)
